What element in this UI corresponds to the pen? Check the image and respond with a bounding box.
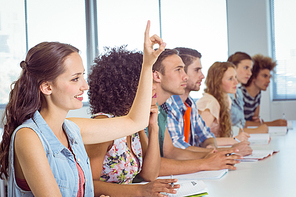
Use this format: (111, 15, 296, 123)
(234, 137, 241, 143)
(170, 175, 174, 187)
(259, 116, 263, 125)
(239, 120, 244, 132)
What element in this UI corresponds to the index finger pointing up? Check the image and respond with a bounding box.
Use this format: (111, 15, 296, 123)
(144, 20, 151, 41)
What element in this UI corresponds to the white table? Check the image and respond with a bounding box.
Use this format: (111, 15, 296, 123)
(204, 122, 296, 196)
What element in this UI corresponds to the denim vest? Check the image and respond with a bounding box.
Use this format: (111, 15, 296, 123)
(7, 111, 94, 197)
(229, 86, 246, 127)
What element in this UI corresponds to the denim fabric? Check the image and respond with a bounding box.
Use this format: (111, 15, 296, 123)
(7, 111, 94, 197)
(229, 86, 246, 128)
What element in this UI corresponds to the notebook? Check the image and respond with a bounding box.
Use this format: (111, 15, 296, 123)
(248, 133, 271, 145)
(161, 180, 208, 197)
(242, 149, 279, 161)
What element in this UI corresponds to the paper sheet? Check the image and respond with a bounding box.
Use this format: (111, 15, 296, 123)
(163, 180, 207, 197)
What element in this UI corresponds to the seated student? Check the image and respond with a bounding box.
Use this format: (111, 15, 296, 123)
(196, 62, 249, 143)
(86, 46, 178, 196)
(166, 48, 251, 147)
(0, 21, 170, 197)
(227, 52, 269, 134)
(152, 49, 244, 176)
(241, 54, 287, 126)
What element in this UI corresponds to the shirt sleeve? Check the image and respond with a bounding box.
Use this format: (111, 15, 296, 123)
(166, 110, 191, 149)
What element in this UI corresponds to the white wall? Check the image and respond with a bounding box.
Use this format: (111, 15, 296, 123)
(226, 0, 296, 121)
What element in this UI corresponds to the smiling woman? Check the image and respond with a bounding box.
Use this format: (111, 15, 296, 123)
(0, 21, 172, 197)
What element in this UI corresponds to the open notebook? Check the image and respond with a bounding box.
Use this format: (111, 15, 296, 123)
(248, 133, 271, 145)
(242, 150, 279, 161)
(161, 180, 208, 197)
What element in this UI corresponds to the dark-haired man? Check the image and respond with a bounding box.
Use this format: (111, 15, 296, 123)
(242, 54, 287, 126)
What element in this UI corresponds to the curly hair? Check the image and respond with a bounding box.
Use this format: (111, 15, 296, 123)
(88, 46, 143, 116)
(244, 54, 276, 87)
(174, 47, 201, 72)
(204, 62, 235, 137)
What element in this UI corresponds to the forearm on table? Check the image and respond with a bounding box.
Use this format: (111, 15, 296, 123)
(93, 180, 143, 196)
(200, 138, 217, 148)
(159, 157, 206, 176)
(165, 146, 208, 160)
(216, 137, 237, 146)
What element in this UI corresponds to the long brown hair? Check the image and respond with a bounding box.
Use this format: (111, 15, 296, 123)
(0, 42, 79, 179)
(204, 62, 235, 137)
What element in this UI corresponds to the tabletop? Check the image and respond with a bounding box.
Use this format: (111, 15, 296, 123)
(203, 121, 296, 197)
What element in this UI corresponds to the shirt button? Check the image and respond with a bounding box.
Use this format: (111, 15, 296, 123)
(78, 158, 80, 162)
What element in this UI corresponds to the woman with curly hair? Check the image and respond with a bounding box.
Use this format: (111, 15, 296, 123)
(196, 62, 247, 145)
(86, 46, 179, 196)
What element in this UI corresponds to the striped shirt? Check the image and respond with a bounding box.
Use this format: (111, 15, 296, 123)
(240, 86, 261, 121)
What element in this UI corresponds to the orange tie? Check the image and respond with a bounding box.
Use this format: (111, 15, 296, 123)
(183, 102, 192, 143)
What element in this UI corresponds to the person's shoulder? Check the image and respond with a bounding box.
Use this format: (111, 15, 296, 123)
(14, 127, 41, 150)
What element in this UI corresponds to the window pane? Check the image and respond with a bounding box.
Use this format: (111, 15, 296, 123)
(97, 0, 160, 52)
(273, 0, 296, 100)
(0, 0, 26, 105)
(26, 0, 88, 101)
(161, 0, 228, 99)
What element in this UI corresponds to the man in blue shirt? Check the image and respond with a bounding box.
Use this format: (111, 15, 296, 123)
(163, 47, 252, 155)
(165, 48, 216, 151)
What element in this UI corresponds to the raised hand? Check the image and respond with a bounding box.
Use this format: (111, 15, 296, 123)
(143, 20, 166, 67)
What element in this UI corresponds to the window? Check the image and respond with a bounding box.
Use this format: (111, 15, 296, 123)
(161, 0, 228, 99)
(0, 0, 87, 105)
(0, 0, 26, 105)
(272, 0, 296, 100)
(0, 0, 228, 106)
(96, 0, 228, 99)
(96, 0, 160, 52)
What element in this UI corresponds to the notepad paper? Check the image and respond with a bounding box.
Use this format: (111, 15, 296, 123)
(268, 126, 288, 135)
(158, 169, 228, 180)
(161, 180, 208, 197)
(248, 133, 270, 145)
(242, 150, 279, 160)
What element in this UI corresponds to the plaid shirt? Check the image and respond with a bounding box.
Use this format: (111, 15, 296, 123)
(165, 95, 215, 149)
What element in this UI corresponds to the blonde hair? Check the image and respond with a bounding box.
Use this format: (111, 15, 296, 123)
(204, 62, 235, 137)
